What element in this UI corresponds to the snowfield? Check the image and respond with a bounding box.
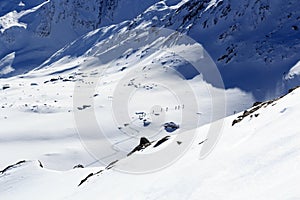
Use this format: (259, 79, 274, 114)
(0, 0, 300, 199)
(0, 24, 254, 171)
(0, 86, 299, 200)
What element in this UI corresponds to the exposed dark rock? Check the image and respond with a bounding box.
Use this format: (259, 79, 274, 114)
(38, 160, 43, 168)
(77, 105, 91, 110)
(153, 136, 170, 148)
(2, 84, 10, 90)
(198, 139, 208, 145)
(0, 160, 26, 174)
(164, 122, 179, 132)
(119, 67, 127, 71)
(252, 101, 262, 107)
(232, 86, 300, 126)
(140, 137, 150, 146)
(232, 102, 271, 126)
(232, 119, 241, 126)
(292, 25, 298, 31)
(73, 164, 84, 169)
(288, 86, 300, 93)
(78, 173, 94, 186)
(105, 160, 119, 170)
(143, 119, 151, 127)
(50, 78, 59, 82)
(78, 169, 103, 186)
(127, 137, 151, 156)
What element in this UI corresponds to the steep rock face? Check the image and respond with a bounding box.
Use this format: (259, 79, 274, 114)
(162, 0, 300, 99)
(0, 0, 299, 100)
(77, 0, 300, 99)
(0, 0, 158, 76)
(33, 0, 119, 37)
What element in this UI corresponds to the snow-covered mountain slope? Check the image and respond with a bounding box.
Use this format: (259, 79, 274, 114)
(1, 0, 299, 100)
(283, 60, 300, 90)
(1, 86, 299, 200)
(170, 0, 300, 99)
(0, 0, 299, 198)
(0, 25, 254, 170)
(0, 0, 158, 76)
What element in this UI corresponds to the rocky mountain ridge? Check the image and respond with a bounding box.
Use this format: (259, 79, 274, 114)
(0, 0, 299, 100)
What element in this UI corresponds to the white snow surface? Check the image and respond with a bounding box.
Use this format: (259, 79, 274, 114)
(0, 86, 299, 200)
(0, 0, 299, 199)
(205, 0, 223, 11)
(285, 60, 300, 80)
(0, 20, 257, 169)
(18, 1, 25, 7)
(0, 0, 50, 33)
(0, 24, 298, 197)
(0, 52, 15, 75)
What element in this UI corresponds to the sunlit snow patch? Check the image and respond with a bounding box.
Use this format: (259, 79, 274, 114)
(18, 1, 25, 7)
(0, 52, 15, 75)
(0, 0, 50, 33)
(285, 60, 300, 80)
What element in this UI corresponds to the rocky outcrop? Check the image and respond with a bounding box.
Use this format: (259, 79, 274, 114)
(127, 137, 151, 156)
